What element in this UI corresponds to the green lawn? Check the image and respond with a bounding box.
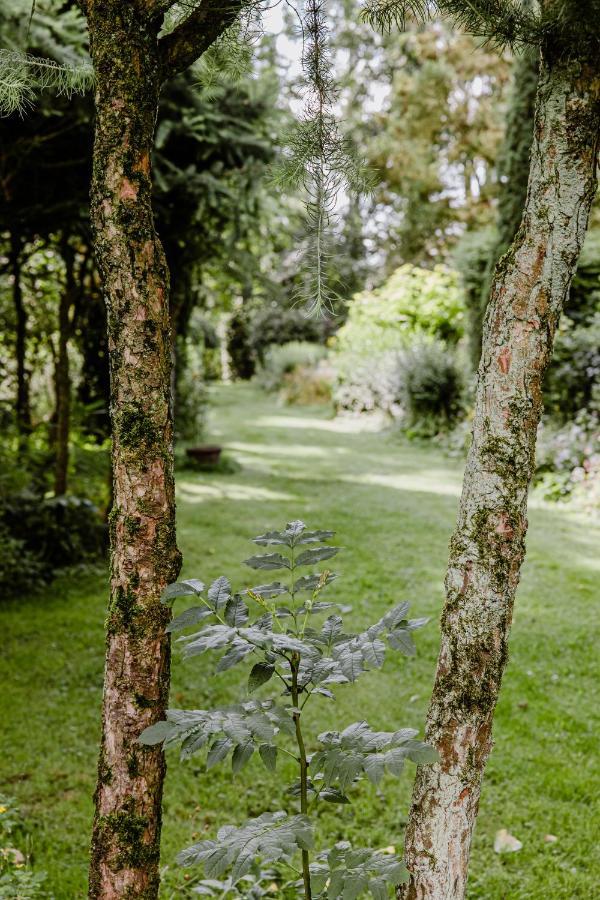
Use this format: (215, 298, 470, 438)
(2, 383, 599, 899)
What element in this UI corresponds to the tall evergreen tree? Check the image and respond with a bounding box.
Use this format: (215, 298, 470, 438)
(361, 2, 600, 897)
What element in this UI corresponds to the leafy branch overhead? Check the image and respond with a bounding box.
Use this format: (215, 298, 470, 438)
(140, 520, 437, 897)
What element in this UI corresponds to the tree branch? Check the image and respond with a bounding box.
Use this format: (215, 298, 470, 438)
(158, 0, 243, 79)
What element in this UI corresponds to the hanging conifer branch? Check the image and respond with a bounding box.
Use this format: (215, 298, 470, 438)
(0, 48, 93, 116)
(274, 0, 371, 315)
(361, 0, 542, 48)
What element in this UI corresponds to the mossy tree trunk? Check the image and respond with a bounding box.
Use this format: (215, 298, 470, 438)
(86, 8, 180, 899)
(84, 1, 240, 896)
(399, 53, 600, 900)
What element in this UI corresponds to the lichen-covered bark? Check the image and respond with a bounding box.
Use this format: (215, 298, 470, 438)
(399, 54, 600, 900)
(86, 4, 181, 897)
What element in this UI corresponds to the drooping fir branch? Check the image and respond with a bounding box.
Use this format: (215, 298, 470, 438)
(0, 48, 93, 116)
(361, 0, 542, 48)
(274, 0, 372, 316)
(187, 3, 263, 97)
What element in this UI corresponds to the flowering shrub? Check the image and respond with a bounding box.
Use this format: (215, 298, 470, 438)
(535, 412, 600, 511)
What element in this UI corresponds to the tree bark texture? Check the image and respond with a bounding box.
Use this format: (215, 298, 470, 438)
(87, 5, 181, 897)
(472, 33, 539, 370)
(54, 242, 75, 496)
(399, 54, 600, 900)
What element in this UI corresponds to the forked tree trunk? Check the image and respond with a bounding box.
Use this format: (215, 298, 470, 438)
(54, 241, 75, 496)
(399, 54, 600, 900)
(87, 5, 181, 897)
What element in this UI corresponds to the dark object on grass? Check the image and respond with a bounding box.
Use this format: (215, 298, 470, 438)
(185, 445, 222, 467)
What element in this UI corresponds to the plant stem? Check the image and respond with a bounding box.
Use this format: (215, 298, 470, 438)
(291, 653, 312, 900)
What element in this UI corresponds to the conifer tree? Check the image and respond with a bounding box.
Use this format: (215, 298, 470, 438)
(362, 2, 600, 897)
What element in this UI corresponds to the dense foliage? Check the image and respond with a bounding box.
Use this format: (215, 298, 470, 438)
(332, 265, 465, 428)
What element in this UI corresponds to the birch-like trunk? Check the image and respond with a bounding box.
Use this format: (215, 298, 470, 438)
(87, 5, 181, 897)
(399, 53, 600, 900)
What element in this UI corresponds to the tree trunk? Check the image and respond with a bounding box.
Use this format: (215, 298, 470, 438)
(10, 233, 31, 440)
(399, 53, 600, 900)
(87, 5, 181, 898)
(472, 37, 539, 369)
(54, 241, 74, 495)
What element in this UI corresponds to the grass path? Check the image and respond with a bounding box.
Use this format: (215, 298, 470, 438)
(1, 383, 599, 898)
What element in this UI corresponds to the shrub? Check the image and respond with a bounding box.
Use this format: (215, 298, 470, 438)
(140, 520, 436, 898)
(0, 493, 106, 597)
(250, 306, 329, 364)
(535, 412, 600, 509)
(0, 522, 44, 598)
(228, 310, 256, 380)
(544, 313, 600, 420)
(334, 339, 464, 433)
(397, 341, 465, 434)
(334, 264, 464, 361)
(280, 366, 333, 406)
(334, 352, 404, 418)
(257, 342, 328, 394)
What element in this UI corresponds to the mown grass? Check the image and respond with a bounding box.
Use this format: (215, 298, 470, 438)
(1, 383, 599, 899)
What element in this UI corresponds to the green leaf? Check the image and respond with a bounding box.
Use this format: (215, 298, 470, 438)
(232, 740, 254, 773)
(224, 595, 249, 627)
(161, 579, 204, 605)
(177, 812, 313, 882)
(296, 529, 335, 545)
(387, 629, 416, 656)
(206, 738, 233, 770)
(248, 662, 275, 693)
(321, 615, 343, 644)
(293, 572, 338, 593)
(208, 576, 231, 610)
(381, 602, 410, 629)
(404, 742, 439, 765)
(180, 624, 236, 659)
(244, 581, 288, 599)
(252, 530, 291, 547)
(258, 743, 277, 771)
(244, 553, 291, 571)
(295, 546, 340, 567)
(320, 787, 351, 804)
(166, 606, 212, 634)
(138, 720, 171, 745)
